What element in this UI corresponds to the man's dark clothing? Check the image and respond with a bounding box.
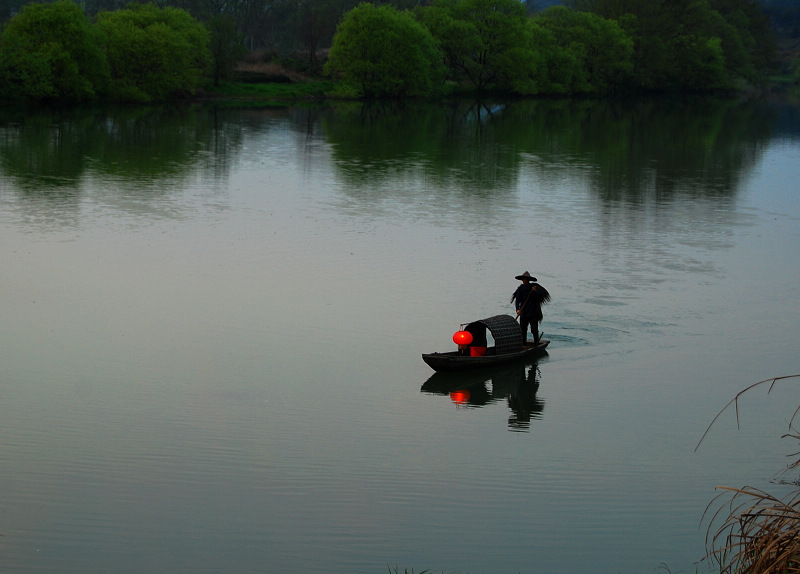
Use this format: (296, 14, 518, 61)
(512, 282, 550, 345)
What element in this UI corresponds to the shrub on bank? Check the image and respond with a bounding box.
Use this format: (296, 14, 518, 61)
(95, 4, 211, 103)
(0, 1, 108, 102)
(0, 1, 210, 103)
(324, 3, 444, 98)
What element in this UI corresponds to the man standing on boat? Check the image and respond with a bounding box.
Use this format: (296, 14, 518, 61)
(511, 271, 550, 345)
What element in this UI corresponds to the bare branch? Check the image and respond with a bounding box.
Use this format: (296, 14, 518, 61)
(695, 375, 800, 452)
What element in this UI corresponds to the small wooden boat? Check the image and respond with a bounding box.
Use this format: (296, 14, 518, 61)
(421, 314, 549, 372)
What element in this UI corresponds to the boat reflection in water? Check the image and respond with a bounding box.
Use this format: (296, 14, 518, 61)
(420, 361, 545, 432)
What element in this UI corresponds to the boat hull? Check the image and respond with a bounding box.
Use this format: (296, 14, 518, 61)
(421, 339, 549, 372)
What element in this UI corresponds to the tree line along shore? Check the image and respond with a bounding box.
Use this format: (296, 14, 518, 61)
(0, 0, 797, 103)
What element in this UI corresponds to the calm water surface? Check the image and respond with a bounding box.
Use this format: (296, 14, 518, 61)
(1, 98, 799, 574)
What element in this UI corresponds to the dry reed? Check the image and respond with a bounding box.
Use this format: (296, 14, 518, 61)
(700, 375, 800, 574)
(705, 485, 800, 573)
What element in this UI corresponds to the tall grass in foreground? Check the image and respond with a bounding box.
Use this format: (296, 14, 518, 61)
(699, 375, 800, 574)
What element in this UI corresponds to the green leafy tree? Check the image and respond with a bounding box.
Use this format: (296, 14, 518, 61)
(492, 22, 547, 95)
(325, 3, 444, 97)
(709, 0, 777, 83)
(569, 0, 772, 91)
(633, 1, 733, 91)
(0, 0, 109, 101)
(419, 0, 540, 93)
(533, 6, 633, 93)
(527, 20, 582, 94)
(672, 31, 731, 90)
(95, 4, 211, 102)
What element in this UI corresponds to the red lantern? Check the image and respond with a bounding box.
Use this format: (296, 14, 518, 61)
(453, 330, 473, 346)
(450, 390, 471, 404)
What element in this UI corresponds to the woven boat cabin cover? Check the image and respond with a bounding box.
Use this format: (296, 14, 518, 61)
(462, 314, 523, 356)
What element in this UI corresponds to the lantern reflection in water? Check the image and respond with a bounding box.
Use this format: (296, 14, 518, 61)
(449, 390, 471, 404)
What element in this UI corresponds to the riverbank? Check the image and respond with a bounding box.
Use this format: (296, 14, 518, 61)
(199, 56, 800, 106)
(198, 77, 800, 108)
(198, 79, 336, 105)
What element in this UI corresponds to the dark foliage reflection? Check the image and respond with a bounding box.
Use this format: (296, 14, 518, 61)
(323, 96, 778, 204)
(0, 97, 789, 227)
(0, 104, 244, 193)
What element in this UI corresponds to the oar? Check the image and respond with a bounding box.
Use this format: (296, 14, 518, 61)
(515, 287, 535, 320)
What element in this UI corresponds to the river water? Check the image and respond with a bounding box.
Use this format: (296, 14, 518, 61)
(1, 97, 799, 574)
